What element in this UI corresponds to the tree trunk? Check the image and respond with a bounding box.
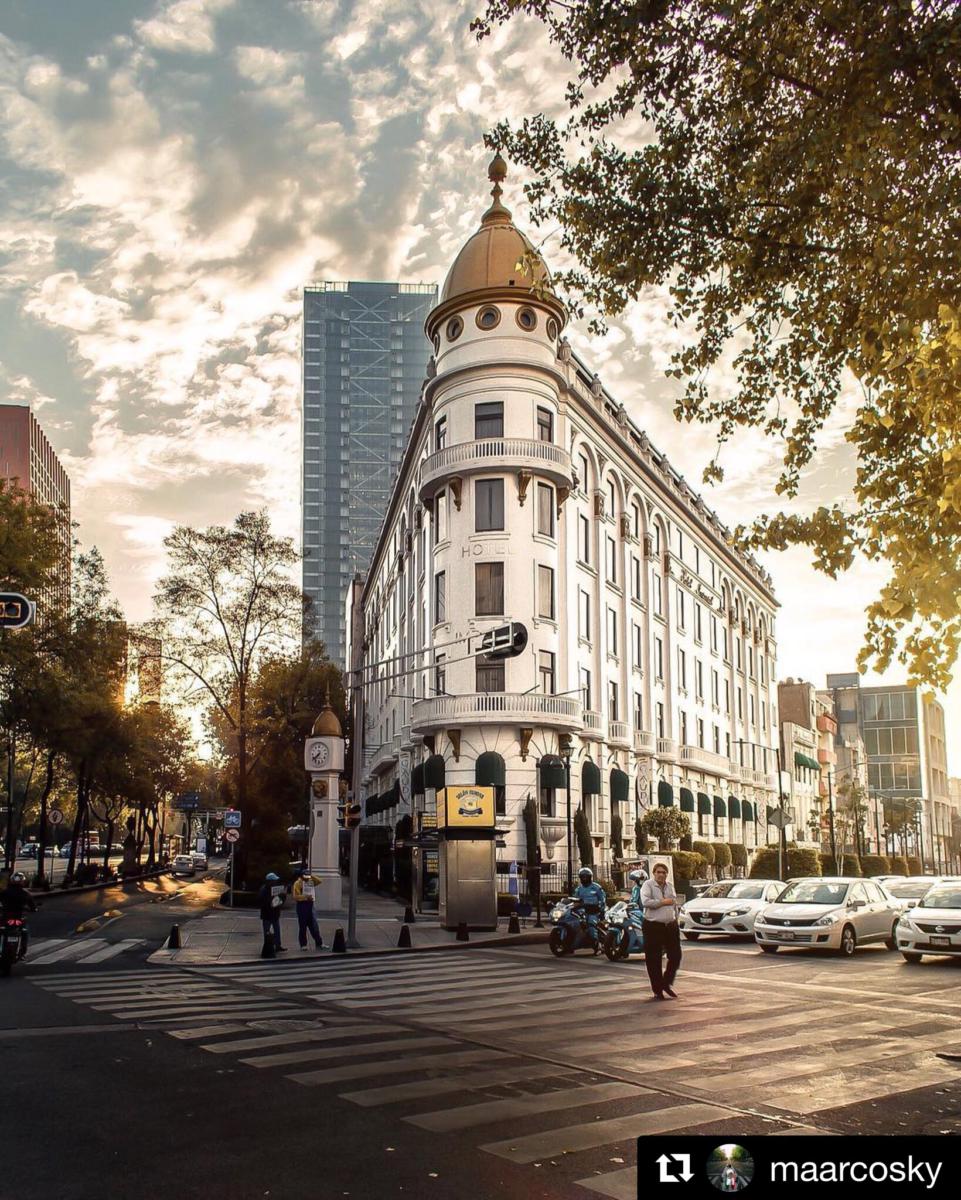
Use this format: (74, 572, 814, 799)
(34, 750, 56, 887)
(103, 817, 115, 872)
(65, 762, 87, 882)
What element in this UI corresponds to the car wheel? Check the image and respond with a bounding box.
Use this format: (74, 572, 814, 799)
(682, 931, 700, 941)
(760, 944, 779, 954)
(838, 925, 857, 957)
(901, 951, 923, 964)
(885, 922, 899, 950)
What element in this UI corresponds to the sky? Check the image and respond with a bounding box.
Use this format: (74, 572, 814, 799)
(0, 0, 956, 756)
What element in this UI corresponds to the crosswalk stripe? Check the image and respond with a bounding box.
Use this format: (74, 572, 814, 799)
(70, 940, 145, 964)
(339, 976, 610, 1012)
(169, 1024, 251, 1040)
(145, 1008, 311, 1024)
(244, 964, 569, 1001)
(480, 1102, 720, 1163)
(37, 969, 160, 981)
(288, 1047, 502, 1087)
(29, 940, 111, 965)
(765, 1058, 961, 1116)
(404, 1080, 645, 1133)
(575, 1166, 636, 1200)
(108, 1001, 308, 1020)
(241, 1035, 453, 1069)
(202, 1023, 396, 1055)
(24, 938, 68, 957)
(339, 1064, 582, 1108)
(84, 989, 241, 1007)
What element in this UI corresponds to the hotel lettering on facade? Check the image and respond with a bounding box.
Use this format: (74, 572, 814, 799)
(352, 159, 779, 882)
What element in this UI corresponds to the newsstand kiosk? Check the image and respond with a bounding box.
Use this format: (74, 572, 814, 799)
(437, 785, 497, 931)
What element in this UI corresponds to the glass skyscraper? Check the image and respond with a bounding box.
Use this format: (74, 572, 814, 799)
(302, 281, 437, 664)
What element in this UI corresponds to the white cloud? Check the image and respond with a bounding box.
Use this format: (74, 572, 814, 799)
(135, 0, 236, 56)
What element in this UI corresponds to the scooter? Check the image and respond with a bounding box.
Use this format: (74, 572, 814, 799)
(549, 903, 607, 956)
(603, 901, 645, 961)
(0, 916, 26, 978)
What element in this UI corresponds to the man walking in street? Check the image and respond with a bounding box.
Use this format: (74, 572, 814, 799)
(292, 866, 324, 951)
(640, 861, 681, 1000)
(257, 871, 287, 955)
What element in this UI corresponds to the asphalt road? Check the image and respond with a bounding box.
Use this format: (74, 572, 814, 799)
(11, 852, 124, 884)
(5, 912, 961, 1200)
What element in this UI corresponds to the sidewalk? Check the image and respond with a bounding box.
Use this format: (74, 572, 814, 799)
(150, 880, 547, 964)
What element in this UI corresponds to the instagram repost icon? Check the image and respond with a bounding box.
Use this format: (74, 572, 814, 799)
(707, 1144, 754, 1192)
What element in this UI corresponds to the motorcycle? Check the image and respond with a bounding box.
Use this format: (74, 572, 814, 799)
(548, 902, 607, 956)
(0, 916, 26, 978)
(603, 900, 645, 961)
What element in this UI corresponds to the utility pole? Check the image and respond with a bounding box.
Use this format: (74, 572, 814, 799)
(346, 575, 365, 950)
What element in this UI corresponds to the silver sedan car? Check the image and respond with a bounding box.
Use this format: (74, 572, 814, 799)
(754, 877, 901, 957)
(679, 880, 785, 941)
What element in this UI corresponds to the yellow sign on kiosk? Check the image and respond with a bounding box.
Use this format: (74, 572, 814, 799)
(440, 785, 495, 829)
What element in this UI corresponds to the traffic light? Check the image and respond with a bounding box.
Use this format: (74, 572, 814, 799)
(345, 803, 362, 829)
(0, 593, 35, 630)
(478, 621, 528, 660)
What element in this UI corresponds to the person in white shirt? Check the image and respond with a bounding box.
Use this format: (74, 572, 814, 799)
(639, 862, 682, 999)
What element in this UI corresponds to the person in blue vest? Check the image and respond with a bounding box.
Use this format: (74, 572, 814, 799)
(573, 867, 607, 951)
(628, 866, 648, 906)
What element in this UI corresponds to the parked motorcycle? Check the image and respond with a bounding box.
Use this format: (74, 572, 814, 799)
(0, 916, 26, 978)
(603, 901, 645, 961)
(548, 902, 607, 956)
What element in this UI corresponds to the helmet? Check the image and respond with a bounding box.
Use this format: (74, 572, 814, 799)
(628, 869, 644, 884)
(265, 872, 280, 882)
(578, 867, 593, 884)
(10, 871, 26, 884)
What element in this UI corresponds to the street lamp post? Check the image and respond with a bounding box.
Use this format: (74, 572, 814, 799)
(563, 750, 573, 896)
(827, 770, 838, 871)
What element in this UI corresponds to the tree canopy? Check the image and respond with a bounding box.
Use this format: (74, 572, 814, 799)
(475, 0, 961, 688)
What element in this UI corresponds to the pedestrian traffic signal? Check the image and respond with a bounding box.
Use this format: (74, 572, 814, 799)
(345, 803, 362, 829)
(0, 593, 35, 630)
(477, 621, 528, 660)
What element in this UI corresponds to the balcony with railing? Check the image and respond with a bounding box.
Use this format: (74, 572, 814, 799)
(739, 764, 778, 789)
(817, 712, 838, 735)
(418, 438, 574, 500)
(410, 692, 583, 734)
(609, 721, 631, 746)
(581, 710, 605, 740)
(369, 739, 400, 775)
(679, 744, 733, 777)
(656, 737, 678, 762)
(633, 729, 656, 755)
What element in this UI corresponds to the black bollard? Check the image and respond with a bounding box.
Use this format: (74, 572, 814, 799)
(507, 912, 521, 934)
(403, 905, 416, 925)
(166, 924, 181, 950)
(331, 927, 347, 954)
(397, 924, 412, 948)
(455, 922, 469, 942)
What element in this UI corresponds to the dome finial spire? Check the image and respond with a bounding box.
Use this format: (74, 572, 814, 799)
(482, 150, 511, 226)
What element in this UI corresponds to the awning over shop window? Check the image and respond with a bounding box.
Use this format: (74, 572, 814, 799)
(610, 768, 630, 804)
(582, 760, 601, 796)
(741, 799, 755, 823)
(728, 796, 742, 820)
(658, 780, 674, 807)
(713, 796, 727, 818)
(794, 751, 820, 772)
(476, 751, 505, 787)
(424, 753, 446, 791)
(679, 787, 695, 813)
(538, 754, 565, 790)
(387, 780, 400, 809)
(697, 792, 711, 816)
(411, 763, 425, 796)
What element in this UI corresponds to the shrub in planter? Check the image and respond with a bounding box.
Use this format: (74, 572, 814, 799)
(748, 847, 779, 879)
(891, 855, 910, 876)
(728, 843, 748, 871)
(692, 840, 715, 865)
(860, 854, 890, 876)
(597, 877, 619, 901)
(670, 851, 705, 894)
(906, 855, 923, 875)
(786, 847, 821, 878)
(713, 843, 732, 874)
(841, 853, 862, 876)
(679, 834, 693, 851)
(819, 851, 841, 875)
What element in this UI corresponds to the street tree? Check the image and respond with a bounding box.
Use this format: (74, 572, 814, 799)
(641, 806, 691, 850)
(475, 0, 961, 688)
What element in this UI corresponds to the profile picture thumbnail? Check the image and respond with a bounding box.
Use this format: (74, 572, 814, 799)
(707, 1144, 754, 1192)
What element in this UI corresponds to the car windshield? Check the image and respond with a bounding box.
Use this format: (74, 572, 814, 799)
(698, 882, 767, 900)
(918, 887, 961, 909)
(885, 880, 932, 899)
(777, 881, 849, 905)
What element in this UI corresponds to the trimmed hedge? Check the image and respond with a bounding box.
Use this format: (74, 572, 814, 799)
(693, 840, 715, 864)
(906, 855, 922, 875)
(728, 843, 748, 871)
(671, 851, 705, 888)
(713, 842, 732, 872)
(891, 855, 910, 875)
(748, 847, 779, 879)
(786, 847, 821, 878)
(841, 853, 862, 876)
(860, 854, 890, 876)
(679, 834, 693, 851)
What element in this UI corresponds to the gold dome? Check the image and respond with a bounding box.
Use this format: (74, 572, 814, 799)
(435, 154, 559, 309)
(311, 692, 342, 738)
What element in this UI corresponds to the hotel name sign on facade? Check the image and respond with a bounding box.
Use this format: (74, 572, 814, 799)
(352, 155, 779, 878)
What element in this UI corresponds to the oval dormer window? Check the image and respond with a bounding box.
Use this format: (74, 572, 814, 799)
(446, 316, 463, 342)
(517, 306, 537, 332)
(546, 317, 559, 341)
(476, 306, 501, 330)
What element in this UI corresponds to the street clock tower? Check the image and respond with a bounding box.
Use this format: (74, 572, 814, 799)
(303, 694, 345, 910)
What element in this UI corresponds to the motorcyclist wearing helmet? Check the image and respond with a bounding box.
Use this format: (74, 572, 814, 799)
(628, 867, 648, 907)
(573, 867, 607, 949)
(1, 872, 37, 959)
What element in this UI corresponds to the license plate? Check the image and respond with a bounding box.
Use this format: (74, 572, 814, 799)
(930, 936, 951, 946)
(780, 930, 795, 941)
(697, 914, 709, 922)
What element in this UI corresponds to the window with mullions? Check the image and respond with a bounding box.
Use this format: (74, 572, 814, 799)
(434, 571, 446, 624)
(435, 415, 447, 451)
(536, 406, 554, 442)
(475, 478, 505, 531)
(633, 691, 643, 731)
(607, 535, 617, 584)
(607, 607, 618, 654)
(434, 654, 446, 695)
(580, 666, 592, 710)
(579, 513, 591, 563)
(476, 654, 505, 693)
(578, 589, 591, 640)
(609, 680, 619, 721)
(433, 489, 447, 544)
(475, 401, 504, 439)
(537, 483, 555, 536)
(475, 562, 504, 615)
(539, 650, 556, 695)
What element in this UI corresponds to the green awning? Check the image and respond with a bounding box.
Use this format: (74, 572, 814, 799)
(387, 781, 400, 809)
(538, 755, 565, 790)
(658, 780, 674, 807)
(424, 753, 446, 791)
(582, 760, 601, 796)
(697, 792, 711, 815)
(610, 768, 630, 804)
(411, 763, 425, 796)
(679, 787, 695, 812)
(713, 796, 727, 818)
(728, 796, 741, 819)
(476, 751, 505, 787)
(741, 799, 754, 822)
(794, 751, 820, 772)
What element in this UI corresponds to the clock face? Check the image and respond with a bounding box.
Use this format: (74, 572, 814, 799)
(310, 741, 330, 769)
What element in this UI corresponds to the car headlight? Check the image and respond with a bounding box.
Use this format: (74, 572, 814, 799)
(815, 913, 840, 926)
(727, 907, 751, 917)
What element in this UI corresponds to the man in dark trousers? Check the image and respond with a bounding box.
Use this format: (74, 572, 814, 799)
(639, 861, 681, 1000)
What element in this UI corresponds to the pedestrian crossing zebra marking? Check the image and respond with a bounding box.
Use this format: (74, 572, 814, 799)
(240, 1034, 456, 1069)
(26, 938, 145, 966)
(200, 1023, 395, 1055)
(288, 1047, 504, 1087)
(403, 1080, 644, 1133)
(338, 1063, 582, 1107)
(575, 1165, 636, 1200)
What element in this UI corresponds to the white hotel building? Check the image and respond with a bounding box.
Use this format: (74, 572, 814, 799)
(353, 157, 779, 884)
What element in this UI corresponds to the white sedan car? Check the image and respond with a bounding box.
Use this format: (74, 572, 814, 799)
(897, 881, 961, 962)
(679, 880, 785, 941)
(754, 877, 901, 957)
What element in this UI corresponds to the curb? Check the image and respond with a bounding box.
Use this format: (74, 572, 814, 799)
(29, 867, 168, 900)
(150, 926, 549, 967)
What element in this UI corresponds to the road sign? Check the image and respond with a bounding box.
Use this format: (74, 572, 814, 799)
(224, 809, 242, 829)
(767, 805, 793, 830)
(47, 808, 64, 826)
(225, 829, 240, 843)
(0, 593, 35, 629)
(173, 791, 200, 810)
